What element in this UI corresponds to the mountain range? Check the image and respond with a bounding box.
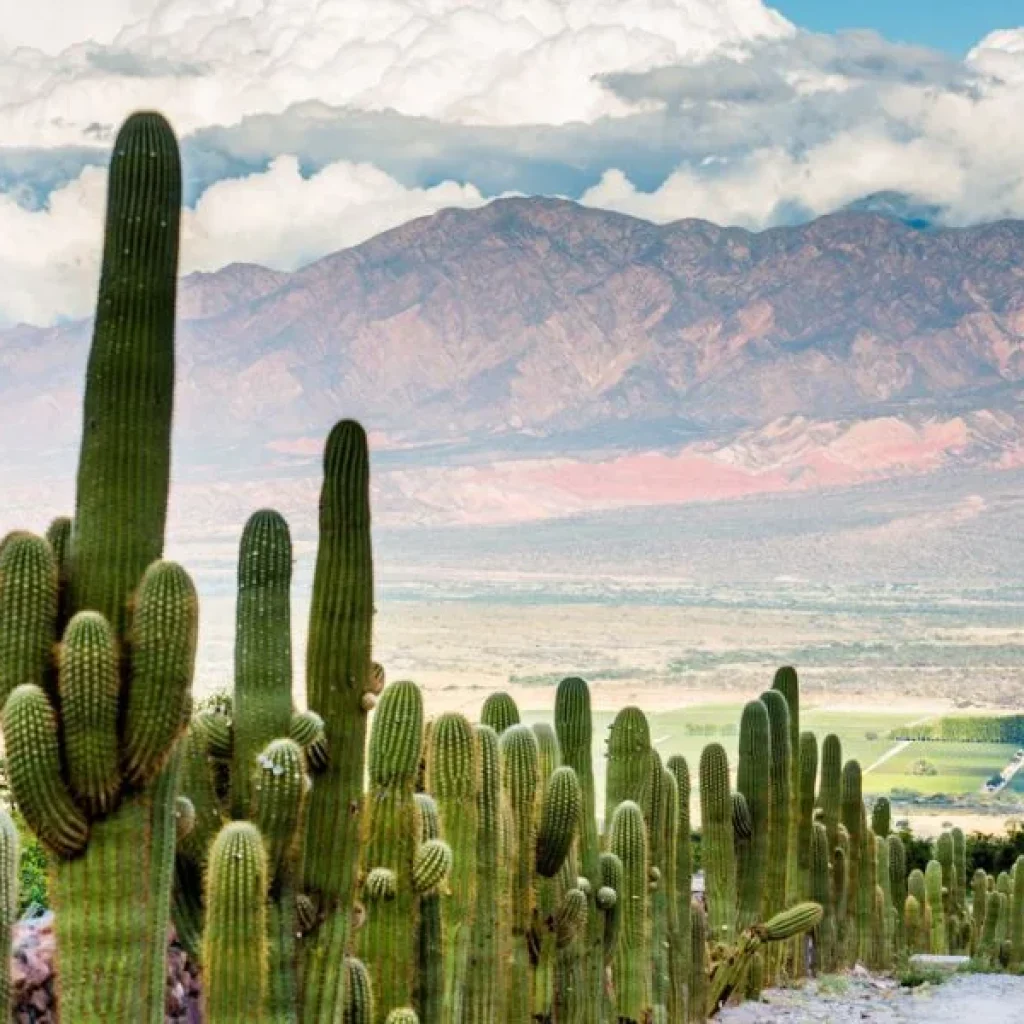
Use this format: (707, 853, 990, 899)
(3, 196, 1024, 575)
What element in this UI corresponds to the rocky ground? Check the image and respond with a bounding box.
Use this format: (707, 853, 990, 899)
(718, 968, 1024, 1023)
(11, 912, 200, 1023)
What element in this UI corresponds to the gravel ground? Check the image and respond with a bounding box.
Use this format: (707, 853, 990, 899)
(716, 970, 1024, 1023)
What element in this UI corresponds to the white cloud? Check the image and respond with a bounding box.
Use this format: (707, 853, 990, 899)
(0, 0, 792, 145)
(580, 130, 967, 227)
(0, 156, 501, 325)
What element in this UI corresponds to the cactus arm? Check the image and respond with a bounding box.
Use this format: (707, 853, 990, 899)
(0, 810, 18, 1014)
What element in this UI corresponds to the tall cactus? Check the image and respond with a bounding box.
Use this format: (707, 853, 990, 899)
(0, 811, 18, 1015)
(0, 111, 195, 1024)
(230, 510, 294, 818)
(463, 725, 503, 1023)
(771, 667, 800, 909)
(871, 798, 890, 839)
(605, 707, 651, 826)
(1011, 856, 1024, 967)
(609, 800, 650, 1024)
(688, 903, 707, 1024)
(426, 713, 478, 1024)
(888, 835, 907, 957)
(810, 822, 835, 973)
(414, 793, 443, 1024)
(501, 724, 540, 1023)
(203, 822, 269, 1024)
(817, 734, 842, 855)
(925, 860, 946, 954)
(358, 681, 430, 1022)
(761, 689, 791, 976)
(736, 700, 770, 931)
(699, 743, 736, 944)
(840, 761, 863, 965)
(666, 755, 692, 1024)
(298, 420, 375, 1024)
(555, 677, 602, 1023)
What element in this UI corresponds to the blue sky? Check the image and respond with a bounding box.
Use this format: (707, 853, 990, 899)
(774, 0, 1022, 54)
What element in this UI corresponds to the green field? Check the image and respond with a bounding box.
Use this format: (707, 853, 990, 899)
(522, 702, 1021, 823)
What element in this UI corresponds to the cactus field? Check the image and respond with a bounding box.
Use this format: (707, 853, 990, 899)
(0, 110, 1022, 1024)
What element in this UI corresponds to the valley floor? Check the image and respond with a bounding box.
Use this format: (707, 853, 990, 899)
(717, 971, 1024, 1023)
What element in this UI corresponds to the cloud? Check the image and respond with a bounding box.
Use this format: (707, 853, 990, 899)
(0, 156, 502, 325)
(0, 0, 792, 146)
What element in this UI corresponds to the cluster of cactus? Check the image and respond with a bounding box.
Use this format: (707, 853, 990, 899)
(0, 103, 1015, 1024)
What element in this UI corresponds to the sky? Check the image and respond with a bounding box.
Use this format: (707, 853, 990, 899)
(1, 0, 1023, 328)
(773, 0, 1024, 54)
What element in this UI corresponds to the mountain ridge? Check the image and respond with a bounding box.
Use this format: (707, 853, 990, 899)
(2, 197, 1024, 538)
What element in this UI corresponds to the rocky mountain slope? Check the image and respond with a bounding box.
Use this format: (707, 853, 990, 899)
(3, 198, 1024, 535)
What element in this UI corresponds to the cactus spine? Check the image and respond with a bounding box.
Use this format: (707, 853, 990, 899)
(481, 692, 520, 735)
(609, 800, 650, 1024)
(298, 420, 375, 1024)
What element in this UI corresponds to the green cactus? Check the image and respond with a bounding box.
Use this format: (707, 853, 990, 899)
(972, 867, 988, 952)
(817, 734, 842, 856)
(203, 822, 269, 1024)
(736, 701, 770, 932)
(953, 827, 968, 917)
(840, 760, 863, 965)
(980, 889, 1001, 961)
(707, 904, 823, 1017)
(501, 723, 540, 1023)
(666, 755, 692, 1022)
(481, 692, 520, 735)
(555, 677, 602, 1024)
(644, 752, 671, 1022)
(936, 832, 954, 917)
(792, 731, 818, 977)
(925, 860, 946, 954)
(358, 681, 428, 1022)
(45, 516, 72, 634)
(771, 668, 801, 905)
(0, 533, 56, 703)
(463, 725, 503, 1023)
(0, 810, 18, 1014)
(761, 690, 791, 977)
(689, 902, 708, 1024)
(0, 114, 197, 1024)
(605, 706, 651, 826)
(888, 835, 907, 956)
(904, 895, 923, 953)
(870, 798, 890, 838)
(699, 743, 736, 947)
(875, 835, 893, 969)
(537, 765, 581, 878)
(343, 959, 374, 1024)
(230, 510, 294, 819)
(1011, 856, 1024, 967)
(600, 849, 624, 991)
(298, 419, 375, 1024)
(425, 713, 477, 1023)
(385, 1011, 419, 1024)
(810, 823, 835, 972)
(659, 767, 685, 1023)
(832, 844, 848, 961)
(414, 793, 443, 1024)
(609, 800, 650, 1024)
